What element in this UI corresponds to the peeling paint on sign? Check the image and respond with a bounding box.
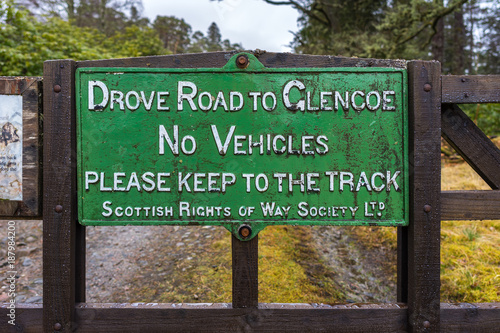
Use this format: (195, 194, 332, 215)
(0, 95, 23, 201)
(76, 53, 408, 239)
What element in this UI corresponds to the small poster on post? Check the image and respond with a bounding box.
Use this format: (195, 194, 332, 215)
(0, 95, 23, 201)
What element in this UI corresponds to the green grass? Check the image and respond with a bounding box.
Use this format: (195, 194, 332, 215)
(153, 226, 344, 303)
(151, 140, 499, 304)
(440, 148, 500, 303)
(258, 226, 344, 303)
(440, 219, 500, 302)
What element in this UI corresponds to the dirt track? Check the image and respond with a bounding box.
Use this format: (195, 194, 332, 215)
(0, 221, 396, 304)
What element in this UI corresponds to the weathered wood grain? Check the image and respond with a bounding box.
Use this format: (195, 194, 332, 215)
(43, 60, 82, 332)
(406, 61, 442, 332)
(397, 226, 408, 303)
(33, 52, 500, 332)
(441, 190, 500, 220)
(0, 303, 43, 333)
(232, 234, 259, 308)
(0, 77, 41, 217)
(441, 104, 500, 189)
(442, 75, 500, 103)
(3, 303, 499, 332)
(77, 51, 407, 69)
(4, 303, 498, 332)
(74, 303, 409, 333)
(441, 303, 500, 333)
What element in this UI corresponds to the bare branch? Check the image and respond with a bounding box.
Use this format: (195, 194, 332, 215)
(263, 0, 330, 26)
(396, 0, 468, 48)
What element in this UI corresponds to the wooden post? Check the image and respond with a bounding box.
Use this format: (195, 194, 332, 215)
(43, 60, 85, 332)
(232, 235, 258, 308)
(397, 226, 408, 303)
(406, 61, 442, 332)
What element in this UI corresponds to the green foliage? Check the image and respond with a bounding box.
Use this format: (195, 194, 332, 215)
(151, 20, 243, 54)
(291, 0, 388, 57)
(476, 1, 500, 74)
(207, 22, 222, 51)
(0, 2, 113, 75)
(105, 25, 167, 57)
(0, 1, 243, 76)
(290, 0, 468, 60)
(19, 0, 145, 36)
(153, 16, 191, 54)
(461, 104, 500, 136)
(185, 22, 242, 53)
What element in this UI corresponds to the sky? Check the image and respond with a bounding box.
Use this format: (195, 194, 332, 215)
(141, 0, 300, 52)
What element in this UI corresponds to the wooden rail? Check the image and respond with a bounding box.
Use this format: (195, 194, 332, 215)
(1, 53, 499, 332)
(2, 303, 500, 332)
(442, 75, 500, 103)
(441, 190, 500, 220)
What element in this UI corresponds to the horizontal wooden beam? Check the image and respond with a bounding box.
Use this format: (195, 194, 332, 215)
(441, 104, 500, 189)
(0, 303, 42, 333)
(441, 303, 500, 333)
(1, 303, 406, 332)
(2, 303, 499, 332)
(77, 51, 407, 69)
(441, 190, 500, 220)
(442, 75, 500, 103)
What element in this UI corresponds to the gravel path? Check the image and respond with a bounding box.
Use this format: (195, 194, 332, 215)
(0, 220, 43, 304)
(0, 220, 225, 304)
(1, 221, 395, 304)
(86, 224, 224, 302)
(311, 226, 397, 303)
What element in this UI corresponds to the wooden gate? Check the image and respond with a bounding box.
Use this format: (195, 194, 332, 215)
(1, 52, 499, 332)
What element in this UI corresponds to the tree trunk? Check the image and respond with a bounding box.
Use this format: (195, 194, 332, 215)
(432, 16, 445, 63)
(452, 7, 466, 74)
(67, 0, 75, 20)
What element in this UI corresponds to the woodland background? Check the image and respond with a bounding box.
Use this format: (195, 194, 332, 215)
(1, 0, 498, 135)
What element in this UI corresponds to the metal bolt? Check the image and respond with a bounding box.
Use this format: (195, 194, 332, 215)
(54, 322, 62, 331)
(423, 204, 432, 213)
(423, 84, 432, 92)
(54, 85, 62, 93)
(238, 225, 252, 239)
(464, 92, 469, 98)
(461, 78, 466, 82)
(236, 55, 249, 69)
(423, 321, 431, 328)
(55, 205, 63, 213)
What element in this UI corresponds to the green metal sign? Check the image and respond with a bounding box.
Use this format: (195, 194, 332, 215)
(76, 53, 408, 240)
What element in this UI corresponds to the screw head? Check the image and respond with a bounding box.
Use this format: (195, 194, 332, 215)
(238, 225, 252, 239)
(54, 322, 62, 331)
(461, 78, 466, 82)
(423, 204, 432, 213)
(236, 54, 249, 69)
(55, 205, 63, 213)
(54, 85, 62, 93)
(423, 83, 432, 92)
(423, 320, 431, 328)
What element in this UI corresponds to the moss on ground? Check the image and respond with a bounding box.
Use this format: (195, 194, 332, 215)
(440, 156, 500, 303)
(440, 220, 500, 302)
(155, 226, 344, 303)
(152, 143, 499, 304)
(258, 226, 344, 303)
